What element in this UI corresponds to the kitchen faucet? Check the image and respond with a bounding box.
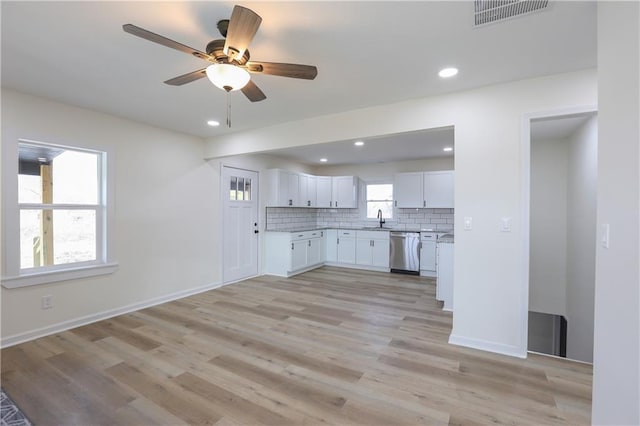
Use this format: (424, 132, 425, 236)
(377, 209, 385, 228)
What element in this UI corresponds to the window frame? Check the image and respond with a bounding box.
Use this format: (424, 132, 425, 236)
(362, 179, 395, 222)
(2, 139, 117, 288)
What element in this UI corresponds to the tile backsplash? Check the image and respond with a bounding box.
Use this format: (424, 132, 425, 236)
(266, 207, 454, 231)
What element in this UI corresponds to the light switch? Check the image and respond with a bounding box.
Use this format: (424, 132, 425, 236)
(464, 217, 472, 230)
(501, 217, 511, 232)
(601, 224, 610, 248)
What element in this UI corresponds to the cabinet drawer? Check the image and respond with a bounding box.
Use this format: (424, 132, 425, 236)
(338, 230, 355, 238)
(291, 230, 324, 241)
(356, 230, 389, 240)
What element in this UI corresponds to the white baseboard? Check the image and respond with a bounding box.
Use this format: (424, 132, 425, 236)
(1, 280, 224, 348)
(448, 333, 526, 358)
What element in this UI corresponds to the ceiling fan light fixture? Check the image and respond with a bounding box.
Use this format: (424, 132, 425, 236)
(206, 63, 250, 91)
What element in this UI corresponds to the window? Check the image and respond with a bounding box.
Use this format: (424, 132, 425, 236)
(365, 183, 393, 219)
(2, 140, 116, 288)
(229, 175, 251, 201)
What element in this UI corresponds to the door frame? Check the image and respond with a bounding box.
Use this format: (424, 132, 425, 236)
(220, 164, 261, 284)
(519, 104, 598, 357)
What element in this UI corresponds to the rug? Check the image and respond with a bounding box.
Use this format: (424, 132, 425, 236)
(1, 388, 32, 426)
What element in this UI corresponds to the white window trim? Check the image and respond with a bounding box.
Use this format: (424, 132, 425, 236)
(361, 179, 396, 222)
(2, 138, 118, 288)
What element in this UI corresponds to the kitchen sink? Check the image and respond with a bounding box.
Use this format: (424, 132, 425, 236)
(361, 226, 392, 230)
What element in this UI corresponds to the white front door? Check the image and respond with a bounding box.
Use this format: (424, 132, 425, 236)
(222, 166, 259, 283)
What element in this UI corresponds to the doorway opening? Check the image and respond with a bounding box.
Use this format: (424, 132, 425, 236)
(526, 110, 597, 363)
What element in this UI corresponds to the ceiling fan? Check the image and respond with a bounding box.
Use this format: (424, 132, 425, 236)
(123, 5, 318, 103)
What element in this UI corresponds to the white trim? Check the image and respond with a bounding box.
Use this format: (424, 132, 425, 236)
(519, 104, 597, 357)
(0, 279, 224, 348)
(448, 333, 527, 358)
(2, 262, 119, 288)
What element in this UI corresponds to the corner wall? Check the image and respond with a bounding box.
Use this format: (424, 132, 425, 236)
(566, 116, 597, 363)
(592, 2, 640, 424)
(1, 89, 219, 345)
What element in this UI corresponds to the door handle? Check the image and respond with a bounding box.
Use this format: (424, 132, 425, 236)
(254, 230, 259, 234)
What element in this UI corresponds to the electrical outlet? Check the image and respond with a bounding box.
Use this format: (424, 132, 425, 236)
(41, 295, 53, 310)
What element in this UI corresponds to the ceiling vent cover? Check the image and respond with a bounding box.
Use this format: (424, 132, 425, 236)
(474, 0, 549, 26)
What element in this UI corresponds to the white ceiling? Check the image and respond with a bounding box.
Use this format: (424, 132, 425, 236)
(2, 1, 597, 145)
(265, 127, 454, 166)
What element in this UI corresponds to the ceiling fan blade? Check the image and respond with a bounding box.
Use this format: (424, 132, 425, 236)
(223, 6, 262, 62)
(123, 24, 213, 62)
(164, 68, 208, 86)
(241, 79, 267, 102)
(245, 61, 318, 80)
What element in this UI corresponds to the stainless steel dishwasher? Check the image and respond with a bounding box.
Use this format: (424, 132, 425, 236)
(389, 232, 421, 274)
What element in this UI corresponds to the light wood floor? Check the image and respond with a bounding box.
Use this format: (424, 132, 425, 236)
(1, 267, 592, 425)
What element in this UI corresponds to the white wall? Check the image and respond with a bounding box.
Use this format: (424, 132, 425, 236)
(205, 69, 597, 357)
(1, 89, 219, 344)
(566, 116, 597, 363)
(592, 2, 640, 424)
(529, 137, 569, 316)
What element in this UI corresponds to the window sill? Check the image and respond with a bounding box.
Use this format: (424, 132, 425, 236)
(1, 262, 119, 288)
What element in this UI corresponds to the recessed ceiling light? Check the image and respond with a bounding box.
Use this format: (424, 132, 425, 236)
(438, 67, 458, 78)
(320, 158, 328, 162)
(354, 141, 364, 146)
(37, 157, 47, 163)
(207, 120, 220, 127)
(443, 147, 454, 152)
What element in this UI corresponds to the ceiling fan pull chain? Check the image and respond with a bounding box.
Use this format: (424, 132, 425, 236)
(226, 91, 232, 128)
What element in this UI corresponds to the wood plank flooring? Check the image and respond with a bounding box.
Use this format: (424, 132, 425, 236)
(1, 267, 592, 425)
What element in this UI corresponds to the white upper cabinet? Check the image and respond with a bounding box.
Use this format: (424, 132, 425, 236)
(299, 174, 317, 207)
(393, 171, 454, 209)
(266, 170, 358, 208)
(424, 171, 454, 208)
(393, 172, 424, 208)
(332, 176, 359, 208)
(266, 169, 295, 207)
(316, 176, 333, 208)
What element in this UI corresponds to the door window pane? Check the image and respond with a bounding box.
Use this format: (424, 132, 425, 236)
(237, 178, 245, 200)
(230, 177, 237, 200)
(245, 179, 251, 201)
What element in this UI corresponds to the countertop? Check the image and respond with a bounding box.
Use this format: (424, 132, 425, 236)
(265, 226, 453, 234)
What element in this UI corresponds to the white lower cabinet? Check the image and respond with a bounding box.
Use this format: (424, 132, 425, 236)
(355, 231, 390, 268)
(436, 242, 454, 311)
(264, 230, 325, 277)
(325, 229, 337, 262)
(336, 230, 356, 264)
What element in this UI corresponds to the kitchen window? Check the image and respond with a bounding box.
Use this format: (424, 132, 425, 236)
(2, 140, 117, 288)
(365, 183, 393, 220)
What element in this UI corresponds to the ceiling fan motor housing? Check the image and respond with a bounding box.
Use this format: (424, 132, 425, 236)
(205, 39, 250, 65)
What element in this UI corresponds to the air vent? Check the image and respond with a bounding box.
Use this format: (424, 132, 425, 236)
(474, 0, 549, 26)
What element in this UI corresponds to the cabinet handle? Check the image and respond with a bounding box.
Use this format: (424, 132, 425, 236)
(395, 200, 397, 207)
(423, 200, 426, 207)
(291, 243, 294, 250)
(337, 238, 340, 245)
(321, 231, 324, 237)
(370, 240, 373, 247)
(330, 201, 332, 207)
(308, 200, 311, 207)
(289, 199, 293, 206)
(308, 240, 311, 247)
(336, 201, 338, 207)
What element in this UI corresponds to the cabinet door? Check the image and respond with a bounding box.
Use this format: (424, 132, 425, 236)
(337, 237, 356, 264)
(355, 238, 372, 266)
(291, 240, 307, 271)
(307, 175, 317, 207)
(307, 238, 321, 266)
(325, 229, 337, 262)
(316, 177, 333, 208)
(424, 171, 454, 208)
(371, 239, 390, 267)
(288, 172, 300, 206)
(420, 240, 437, 271)
(299, 174, 309, 207)
(333, 176, 357, 208)
(394, 172, 424, 208)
